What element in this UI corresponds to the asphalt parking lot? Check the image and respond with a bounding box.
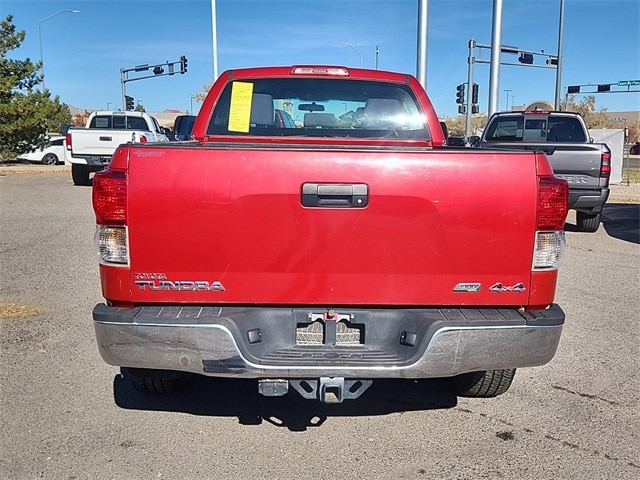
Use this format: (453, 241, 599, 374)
(1, 170, 638, 480)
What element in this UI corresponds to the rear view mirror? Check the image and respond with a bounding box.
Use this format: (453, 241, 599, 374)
(298, 102, 325, 112)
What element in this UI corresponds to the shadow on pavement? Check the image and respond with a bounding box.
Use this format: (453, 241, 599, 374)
(113, 374, 458, 430)
(564, 203, 639, 244)
(602, 203, 640, 244)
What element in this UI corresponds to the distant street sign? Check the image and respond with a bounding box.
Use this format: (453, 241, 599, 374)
(618, 80, 640, 86)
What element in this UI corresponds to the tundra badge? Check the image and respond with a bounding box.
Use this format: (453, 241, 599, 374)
(453, 283, 481, 292)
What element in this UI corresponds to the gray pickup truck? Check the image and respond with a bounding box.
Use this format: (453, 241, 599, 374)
(478, 111, 610, 232)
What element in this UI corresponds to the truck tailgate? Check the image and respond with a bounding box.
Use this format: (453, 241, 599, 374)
(71, 130, 137, 157)
(482, 141, 606, 191)
(126, 145, 538, 306)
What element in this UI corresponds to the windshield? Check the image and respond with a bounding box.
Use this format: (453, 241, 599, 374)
(484, 115, 586, 143)
(206, 78, 429, 140)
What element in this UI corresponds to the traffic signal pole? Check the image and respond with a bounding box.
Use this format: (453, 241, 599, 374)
(465, 40, 476, 139)
(119, 57, 188, 111)
(120, 68, 126, 112)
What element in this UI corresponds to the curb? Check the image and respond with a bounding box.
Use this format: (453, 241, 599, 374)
(0, 163, 71, 175)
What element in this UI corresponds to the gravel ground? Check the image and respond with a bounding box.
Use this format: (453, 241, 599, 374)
(609, 182, 640, 203)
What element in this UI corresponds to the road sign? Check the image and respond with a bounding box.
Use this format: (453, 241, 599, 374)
(618, 80, 640, 86)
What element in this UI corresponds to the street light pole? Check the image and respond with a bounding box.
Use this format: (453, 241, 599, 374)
(211, 0, 219, 81)
(342, 42, 363, 68)
(39, 9, 80, 91)
(554, 0, 565, 109)
(504, 89, 512, 110)
(416, 0, 429, 88)
(488, 0, 504, 117)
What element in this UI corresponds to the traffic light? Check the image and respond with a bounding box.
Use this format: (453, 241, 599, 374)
(456, 84, 465, 104)
(597, 84, 611, 92)
(518, 53, 534, 65)
(546, 57, 558, 66)
(153, 66, 164, 75)
(472, 83, 479, 104)
(567, 85, 580, 94)
(125, 95, 134, 111)
(180, 55, 188, 74)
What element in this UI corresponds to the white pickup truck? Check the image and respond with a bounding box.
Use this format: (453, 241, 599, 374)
(66, 111, 168, 185)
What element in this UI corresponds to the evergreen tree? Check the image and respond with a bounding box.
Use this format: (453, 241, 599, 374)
(0, 15, 71, 161)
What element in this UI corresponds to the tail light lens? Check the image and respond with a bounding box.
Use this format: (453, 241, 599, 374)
(95, 226, 128, 264)
(93, 169, 127, 225)
(534, 175, 568, 270)
(65, 133, 71, 150)
(534, 231, 565, 269)
(537, 176, 568, 231)
(600, 149, 611, 178)
(93, 169, 128, 264)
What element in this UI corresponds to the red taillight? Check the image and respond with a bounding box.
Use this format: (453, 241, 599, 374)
(600, 149, 611, 178)
(537, 176, 568, 231)
(65, 133, 72, 150)
(93, 169, 127, 225)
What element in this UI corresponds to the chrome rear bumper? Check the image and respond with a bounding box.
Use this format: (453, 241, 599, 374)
(93, 304, 564, 379)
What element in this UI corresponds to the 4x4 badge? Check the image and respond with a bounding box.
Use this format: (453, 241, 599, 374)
(489, 282, 526, 293)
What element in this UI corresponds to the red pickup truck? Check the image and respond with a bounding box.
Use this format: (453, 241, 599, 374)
(92, 66, 568, 403)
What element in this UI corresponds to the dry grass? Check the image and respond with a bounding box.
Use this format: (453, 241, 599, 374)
(621, 169, 640, 184)
(0, 303, 42, 318)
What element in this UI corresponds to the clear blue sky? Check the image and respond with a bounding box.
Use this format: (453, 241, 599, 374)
(3, 0, 639, 117)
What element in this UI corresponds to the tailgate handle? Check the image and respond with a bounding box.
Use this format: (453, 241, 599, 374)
(301, 183, 368, 208)
(99, 136, 113, 142)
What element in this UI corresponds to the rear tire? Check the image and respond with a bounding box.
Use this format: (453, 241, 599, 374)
(452, 369, 516, 398)
(71, 164, 90, 186)
(42, 153, 58, 165)
(123, 368, 191, 394)
(576, 211, 601, 233)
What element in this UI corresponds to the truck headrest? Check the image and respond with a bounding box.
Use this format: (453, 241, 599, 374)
(250, 94, 275, 127)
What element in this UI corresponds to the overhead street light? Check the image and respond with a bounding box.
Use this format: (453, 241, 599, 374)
(342, 42, 363, 68)
(39, 9, 80, 91)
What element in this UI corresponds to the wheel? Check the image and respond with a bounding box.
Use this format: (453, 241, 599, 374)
(42, 153, 58, 165)
(452, 369, 516, 398)
(122, 367, 191, 394)
(576, 211, 601, 233)
(71, 164, 90, 186)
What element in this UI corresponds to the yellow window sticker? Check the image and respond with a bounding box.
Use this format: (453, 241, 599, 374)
(228, 81, 254, 133)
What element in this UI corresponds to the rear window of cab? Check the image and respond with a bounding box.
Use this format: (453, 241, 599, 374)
(484, 115, 586, 143)
(206, 78, 430, 140)
(89, 115, 149, 131)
